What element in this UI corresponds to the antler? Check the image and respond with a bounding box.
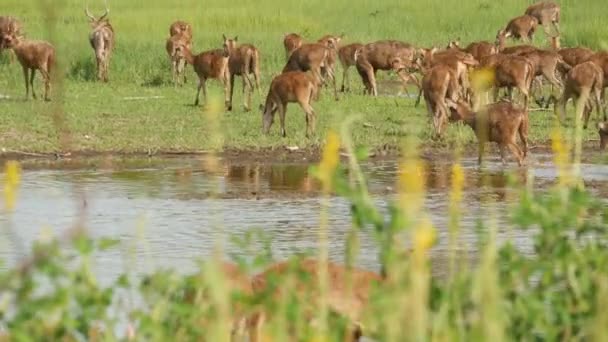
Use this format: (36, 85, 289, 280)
(99, 0, 110, 20)
(85, 3, 96, 21)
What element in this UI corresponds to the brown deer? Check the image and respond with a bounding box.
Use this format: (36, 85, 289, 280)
(2, 34, 55, 101)
(599, 121, 608, 149)
(283, 43, 338, 101)
(169, 20, 192, 41)
(261, 71, 318, 137)
(448, 39, 498, 61)
(515, 49, 570, 106)
(317, 34, 342, 95)
(556, 61, 606, 129)
(587, 52, 608, 86)
(338, 43, 364, 92)
(355, 40, 416, 96)
(492, 55, 535, 109)
(0, 16, 21, 61)
(446, 99, 529, 166)
(165, 33, 191, 86)
(283, 33, 303, 60)
(85, 1, 115, 82)
(222, 35, 261, 112)
(525, 1, 561, 37)
(497, 15, 539, 44)
(182, 41, 231, 109)
(416, 48, 478, 105)
(558, 47, 594, 68)
(422, 64, 460, 137)
(247, 258, 383, 342)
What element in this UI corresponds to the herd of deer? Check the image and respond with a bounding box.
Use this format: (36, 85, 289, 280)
(1, 1, 608, 162)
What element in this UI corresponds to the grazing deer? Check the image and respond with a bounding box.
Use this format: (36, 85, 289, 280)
(222, 35, 261, 112)
(165, 33, 190, 87)
(525, 1, 561, 37)
(85, 1, 115, 82)
(497, 15, 539, 44)
(558, 47, 594, 68)
(283, 43, 338, 101)
(248, 258, 383, 342)
(421, 64, 460, 137)
(493, 56, 535, 109)
(283, 33, 303, 60)
(556, 61, 606, 129)
(181, 41, 231, 109)
(169, 20, 192, 41)
(355, 40, 416, 96)
(599, 121, 608, 150)
(338, 43, 364, 92)
(446, 99, 529, 166)
(2, 34, 55, 101)
(261, 71, 318, 138)
(0, 16, 21, 61)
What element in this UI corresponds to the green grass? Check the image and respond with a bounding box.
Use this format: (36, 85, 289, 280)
(0, 0, 607, 154)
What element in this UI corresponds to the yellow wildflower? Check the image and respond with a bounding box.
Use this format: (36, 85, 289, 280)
(3, 161, 21, 212)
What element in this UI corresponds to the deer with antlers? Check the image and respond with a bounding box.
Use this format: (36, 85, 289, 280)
(85, 1, 115, 82)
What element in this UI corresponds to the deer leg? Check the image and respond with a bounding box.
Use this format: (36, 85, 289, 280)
(243, 74, 253, 112)
(369, 69, 378, 97)
(40, 68, 51, 101)
(577, 88, 591, 129)
(224, 70, 232, 111)
(278, 103, 287, 137)
(172, 60, 178, 87)
(477, 141, 486, 166)
(507, 143, 524, 166)
(22, 66, 30, 99)
(499, 145, 508, 165)
(299, 100, 316, 137)
(229, 73, 236, 111)
(29, 69, 37, 100)
(341, 65, 349, 92)
(329, 66, 339, 101)
(194, 77, 205, 106)
(594, 86, 605, 122)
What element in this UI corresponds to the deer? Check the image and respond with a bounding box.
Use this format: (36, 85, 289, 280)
(181, 39, 231, 109)
(492, 55, 535, 109)
(525, 1, 561, 37)
(497, 15, 539, 44)
(416, 48, 479, 106)
(421, 64, 461, 137)
(515, 48, 571, 107)
(222, 35, 261, 112)
(558, 46, 594, 68)
(169, 20, 192, 41)
(283, 43, 338, 101)
(446, 99, 529, 166)
(165, 33, 191, 86)
(247, 258, 384, 342)
(85, 1, 115, 82)
(283, 33, 303, 61)
(355, 40, 417, 97)
(587, 52, 608, 87)
(448, 39, 497, 61)
(317, 34, 342, 96)
(261, 71, 318, 138)
(338, 43, 364, 92)
(599, 121, 608, 150)
(555, 61, 606, 129)
(1, 33, 55, 101)
(0, 16, 21, 62)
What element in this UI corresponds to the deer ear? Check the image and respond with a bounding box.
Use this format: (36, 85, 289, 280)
(430, 47, 438, 55)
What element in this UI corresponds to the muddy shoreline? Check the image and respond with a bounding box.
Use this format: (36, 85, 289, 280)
(0, 140, 603, 165)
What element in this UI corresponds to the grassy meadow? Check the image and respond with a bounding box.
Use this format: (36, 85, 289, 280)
(0, 0, 608, 155)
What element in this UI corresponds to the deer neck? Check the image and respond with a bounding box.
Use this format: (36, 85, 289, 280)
(183, 48, 195, 65)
